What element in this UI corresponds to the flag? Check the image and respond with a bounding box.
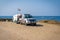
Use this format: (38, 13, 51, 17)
(18, 8, 21, 11)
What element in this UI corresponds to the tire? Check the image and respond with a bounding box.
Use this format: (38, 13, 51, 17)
(33, 23, 36, 25)
(24, 21, 28, 26)
(26, 23, 28, 26)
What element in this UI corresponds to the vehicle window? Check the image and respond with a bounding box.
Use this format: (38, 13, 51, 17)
(24, 14, 33, 18)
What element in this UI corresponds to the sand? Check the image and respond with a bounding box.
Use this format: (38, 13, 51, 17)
(0, 21, 60, 40)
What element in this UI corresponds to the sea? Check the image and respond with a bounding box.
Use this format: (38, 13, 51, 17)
(0, 16, 60, 22)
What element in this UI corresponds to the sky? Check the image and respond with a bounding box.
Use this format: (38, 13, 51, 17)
(0, 0, 60, 16)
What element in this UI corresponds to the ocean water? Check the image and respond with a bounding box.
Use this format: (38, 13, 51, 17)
(0, 16, 60, 21)
(33, 16, 60, 21)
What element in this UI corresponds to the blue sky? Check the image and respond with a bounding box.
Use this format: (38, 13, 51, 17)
(0, 0, 60, 16)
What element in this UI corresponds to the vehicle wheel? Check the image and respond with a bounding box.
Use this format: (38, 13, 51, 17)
(24, 22, 28, 26)
(33, 23, 36, 25)
(24, 21, 26, 25)
(25, 24, 29, 26)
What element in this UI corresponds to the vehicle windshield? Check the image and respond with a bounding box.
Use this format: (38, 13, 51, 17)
(24, 14, 33, 18)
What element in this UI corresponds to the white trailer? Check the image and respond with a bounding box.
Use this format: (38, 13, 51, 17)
(12, 14, 22, 24)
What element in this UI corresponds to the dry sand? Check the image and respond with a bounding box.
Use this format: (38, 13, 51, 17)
(0, 22, 60, 40)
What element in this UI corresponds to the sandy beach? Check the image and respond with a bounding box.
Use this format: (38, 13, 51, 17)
(0, 21, 60, 40)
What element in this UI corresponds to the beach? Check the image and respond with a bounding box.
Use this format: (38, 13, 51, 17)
(0, 0, 60, 40)
(0, 21, 60, 40)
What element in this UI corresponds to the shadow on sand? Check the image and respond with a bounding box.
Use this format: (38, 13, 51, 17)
(26, 24, 43, 27)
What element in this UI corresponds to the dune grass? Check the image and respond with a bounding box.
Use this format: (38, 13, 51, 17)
(0, 18, 12, 22)
(38, 20, 60, 25)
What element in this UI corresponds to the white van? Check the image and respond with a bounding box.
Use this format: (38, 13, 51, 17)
(19, 14, 36, 25)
